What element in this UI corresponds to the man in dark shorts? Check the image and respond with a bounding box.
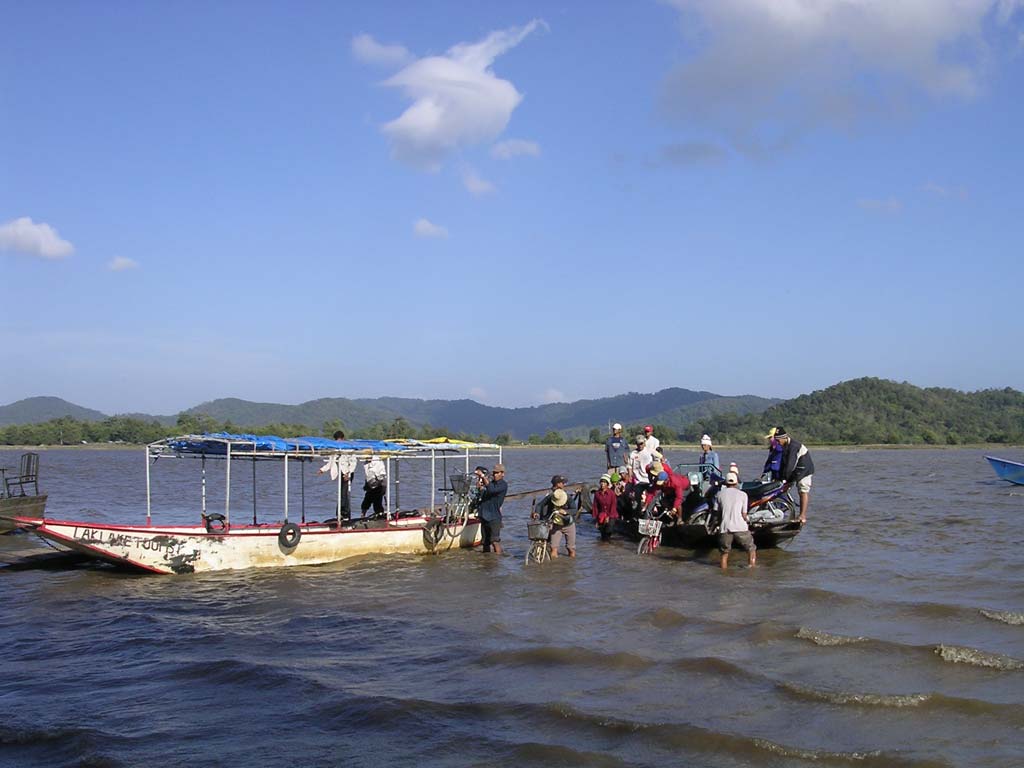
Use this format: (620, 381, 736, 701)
(713, 469, 756, 570)
(476, 464, 507, 554)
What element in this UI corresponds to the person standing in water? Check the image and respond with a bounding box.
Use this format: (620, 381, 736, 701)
(714, 469, 756, 570)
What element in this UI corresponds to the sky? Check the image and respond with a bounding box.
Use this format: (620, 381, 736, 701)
(2, 1, 1023, 415)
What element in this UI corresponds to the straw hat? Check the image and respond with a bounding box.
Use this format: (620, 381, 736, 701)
(551, 489, 568, 508)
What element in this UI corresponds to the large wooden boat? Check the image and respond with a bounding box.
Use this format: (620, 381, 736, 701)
(5, 434, 498, 574)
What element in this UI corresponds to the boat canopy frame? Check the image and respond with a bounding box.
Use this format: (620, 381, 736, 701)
(144, 433, 502, 528)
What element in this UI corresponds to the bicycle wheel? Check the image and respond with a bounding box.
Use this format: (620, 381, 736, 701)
(637, 536, 652, 555)
(525, 540, 544, 565)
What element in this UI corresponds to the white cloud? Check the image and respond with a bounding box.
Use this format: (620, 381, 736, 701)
(379, 20, 545, 170)
(351, 33, 413, 68)
(541, 388, 566, 403)
(491, 138, 541, 159)
(462, 168, 496, 196)
(857, 197, 903, 214)
(469, 387, 487, 401)
(107, 256, 138, 271)
(0, 217, 74, 259)
(921, 182, 969, 200)
(662, 1, 1024, 152)
(413, 218, 448, 238)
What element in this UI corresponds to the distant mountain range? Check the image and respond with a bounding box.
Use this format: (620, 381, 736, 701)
(0, 389, 781, 438)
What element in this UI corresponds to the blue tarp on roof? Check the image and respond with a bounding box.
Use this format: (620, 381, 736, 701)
(168, 432, 409, 455)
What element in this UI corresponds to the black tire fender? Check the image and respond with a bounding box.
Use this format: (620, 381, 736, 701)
(204, 513, 227, 534)
(278, 522, 301, 548)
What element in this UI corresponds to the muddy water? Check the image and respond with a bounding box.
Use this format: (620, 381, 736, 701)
(1, 446, 1022, 767)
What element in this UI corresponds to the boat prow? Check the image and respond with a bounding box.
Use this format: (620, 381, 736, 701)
(985, 456, 1024, 485)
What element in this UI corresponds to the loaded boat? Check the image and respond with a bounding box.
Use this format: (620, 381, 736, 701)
(616, 465, 804, 550)
(4, 433, 499, 574)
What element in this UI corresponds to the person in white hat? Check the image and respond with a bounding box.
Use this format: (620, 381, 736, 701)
(713, 468, 756, 570)
(698, 434, 721, 479)
(605, 423, 629, 476)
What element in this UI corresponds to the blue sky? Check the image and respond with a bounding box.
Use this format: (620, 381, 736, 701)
(2, 1, 1023, 415)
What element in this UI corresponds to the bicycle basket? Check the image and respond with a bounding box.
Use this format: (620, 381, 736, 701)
(527, 521, 551, 540)
(637, 518, 663, 537)
(449, 473, 474, 495)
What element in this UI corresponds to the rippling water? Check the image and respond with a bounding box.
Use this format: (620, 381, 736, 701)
(2, 446, 1022, 767)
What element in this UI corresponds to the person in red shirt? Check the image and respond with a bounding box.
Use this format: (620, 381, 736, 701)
(653, 470, 690, 519)
(590, 474, 618, 541)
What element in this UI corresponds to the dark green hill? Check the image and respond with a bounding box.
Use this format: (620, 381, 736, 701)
(685, 378, 1024, 445)
(0, 396, 106, 427)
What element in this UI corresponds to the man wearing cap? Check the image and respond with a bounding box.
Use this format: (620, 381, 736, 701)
(762, 428, 784, 481)
(475, 464, 508, 554)
(774, 428, 814, 523)
(643, 425, 660, 454)
(546, 475, 577, 558)
(605, 423, 629, 476)
(627, 436, 652, 510)
(591, 473, 618, 541)
(713, 469, 756, 570)
(698, 434, 721, 480)
(652, 470, 691, 520)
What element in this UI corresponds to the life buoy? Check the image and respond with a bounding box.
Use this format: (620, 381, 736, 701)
(204, 513, 227, 533)
(278, 522, 301, 548)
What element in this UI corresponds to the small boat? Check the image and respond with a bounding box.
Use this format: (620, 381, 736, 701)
(8, 433, 498, 574)
(0, 452, 47, 533)
(985, 455, 1024, 485)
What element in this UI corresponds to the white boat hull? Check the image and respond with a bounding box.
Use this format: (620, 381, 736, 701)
(15, 515, 481, 574)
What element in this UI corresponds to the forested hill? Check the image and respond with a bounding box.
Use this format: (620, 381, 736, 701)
(0, 397, 106, 427)
(684, 378, 1024, 445)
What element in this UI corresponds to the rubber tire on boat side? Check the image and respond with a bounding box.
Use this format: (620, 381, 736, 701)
(204, 513, 227, 534)
(278, 522, 301, 548)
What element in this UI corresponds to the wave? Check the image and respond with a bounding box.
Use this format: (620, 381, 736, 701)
(477, 646, 649, 671)
(640, 606, 688, 628)
(934, 645, 1024, 671)
(0, 723, 127, 768)
(166, 657, 334, 693)
(980, 608, 1024, 626)
(782, 682, 929, 708)
(796, 627, 869, 646)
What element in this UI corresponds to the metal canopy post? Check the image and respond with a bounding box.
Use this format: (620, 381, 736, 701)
(336, 462, 343, 524)
(385, 456, 392, 519)
(301, 459, 306, 524)
(225, 442, 232, 525)
(252, 457, 257, 526)
(145, 445, 152, 526)
(201, 453, 207, 519)
(394, 459, 401, 513)
(430, 449, 436, 513)
(284, 454, 289, 523)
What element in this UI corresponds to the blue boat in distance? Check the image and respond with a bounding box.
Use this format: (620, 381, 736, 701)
(985, 456, 1024, 485)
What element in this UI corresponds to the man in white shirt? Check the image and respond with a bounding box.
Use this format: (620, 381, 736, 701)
(627, 435, 652, 509)
(643, 425, 660, 454)
(360, 453, 388, 517)
(712, 469, 756, 570)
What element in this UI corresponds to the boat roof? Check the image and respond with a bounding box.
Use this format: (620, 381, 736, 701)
(151, 432, 500, 459)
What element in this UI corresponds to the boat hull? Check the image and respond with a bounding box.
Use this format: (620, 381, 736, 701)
(985, 456, 1024, 485)
(14, 515, 481, 574)
(616, 517, 802, 550)
(0, 495, 47, 533)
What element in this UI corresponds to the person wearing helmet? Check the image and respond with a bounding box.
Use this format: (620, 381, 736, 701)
(605, 423, 629, 476)
(698, 434, 721, 480)
(653, 469, 691, 520)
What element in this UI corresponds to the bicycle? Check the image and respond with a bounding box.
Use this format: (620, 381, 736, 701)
(636, 497, 672, 556)
(525, 517, 551, 565)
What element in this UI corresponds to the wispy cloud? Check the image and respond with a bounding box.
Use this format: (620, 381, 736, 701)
(0, 216, 74, 259)
(541, 387, 566, 403)
(413, 218, 448, 238)
(650, 141, 728, 168)
(469, 386, 487, 401)
(351, 33, 412, 68)
(921, 182, 969, 200)
(491, 138, 541, 160)
(107, 256, 139, 271)
(857, 197, 903, 214)
(462, 168, 496, 196)
(661, 1, 1024, 153)
(377, 20, 546, 170)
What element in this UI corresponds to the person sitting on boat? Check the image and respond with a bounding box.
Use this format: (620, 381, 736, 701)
(698, 434, 721, 479)
(605, 423, 630, 476)
(652, 470, 690, 520)
(714, 469, 756, 570)
(360, 453, 387, 517)
(591, 474, 618, 542)
(546, 488, 576, 559)
(475, 464, 507, 555)
(775, 428, 814, 524)
(762, 428, 784, 481)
